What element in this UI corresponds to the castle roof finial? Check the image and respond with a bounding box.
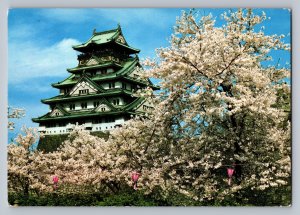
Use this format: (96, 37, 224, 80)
(93, 28, 96, 35)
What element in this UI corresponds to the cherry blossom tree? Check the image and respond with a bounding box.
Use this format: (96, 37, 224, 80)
(7, 106, 25, 131)
(40, 127, 119, 194)
(8, 127, 42, 197)
(140, 9, 291, 202)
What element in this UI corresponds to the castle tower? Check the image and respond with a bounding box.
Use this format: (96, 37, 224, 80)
(32, 25, 158, 135)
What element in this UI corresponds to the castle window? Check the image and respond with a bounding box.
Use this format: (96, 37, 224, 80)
(89, 71, 96, 76)
(101, 107, 105, 112)
(69, 104, 75, 110)
(94, 101, 100, 107)
(59, 122, 66, 127)
(93, 119, 102, 124)
(55, 112, 60, 116)
(105, 117, 115, 123)
(143, 105, 151, 111)
(113, 99, 120, 105)
(79, 89, 89, 94)
(47, 122, 56, 128)
(122, 83, 127, 89)
(81, 102, 87, 109)
(109, 82, 115, 89)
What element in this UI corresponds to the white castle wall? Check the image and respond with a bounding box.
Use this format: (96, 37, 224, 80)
(63, 98, 124, 111)
(101, 81, 122, 89)
(40, 116, 125, 135)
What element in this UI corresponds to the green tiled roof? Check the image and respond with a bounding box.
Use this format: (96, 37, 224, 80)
(123, 97, 145, 111)
(67, 61, 122, 73)
(121, 76, 159, 89)
(33, 98, 146, 123)
(41, 89, 134, 104)
(67, 56, 136, 74)
(72, 26, 140, 53)
(91, 97, 117, 112)
(52, 57, 141, 88)
(52, 74, 76, 87)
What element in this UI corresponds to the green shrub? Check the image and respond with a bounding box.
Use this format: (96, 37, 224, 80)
(8, 192, 103, 206)
(37, 134, 69, 152)
(97, 190, 162, 206)
(37, 131, 110, 153)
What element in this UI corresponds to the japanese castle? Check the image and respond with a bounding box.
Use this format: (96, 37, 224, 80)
(32, 25, 158, 135)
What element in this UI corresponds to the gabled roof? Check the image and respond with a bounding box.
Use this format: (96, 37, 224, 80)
(72, 25, 140, 53)
(33, 104, 69, 122)
(55, 104, 70, 116)
(84, 55, 101, 66)
(115, 57, 139, 76)
(91, 97, 117, 112)
(65, 73, 106, 97)
(82, 73, 106, 92)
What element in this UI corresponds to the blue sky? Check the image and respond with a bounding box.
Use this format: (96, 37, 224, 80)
(8, 8, 291, 141)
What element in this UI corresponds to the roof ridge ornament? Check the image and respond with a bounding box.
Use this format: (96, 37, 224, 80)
(93, 28, 96, 35)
